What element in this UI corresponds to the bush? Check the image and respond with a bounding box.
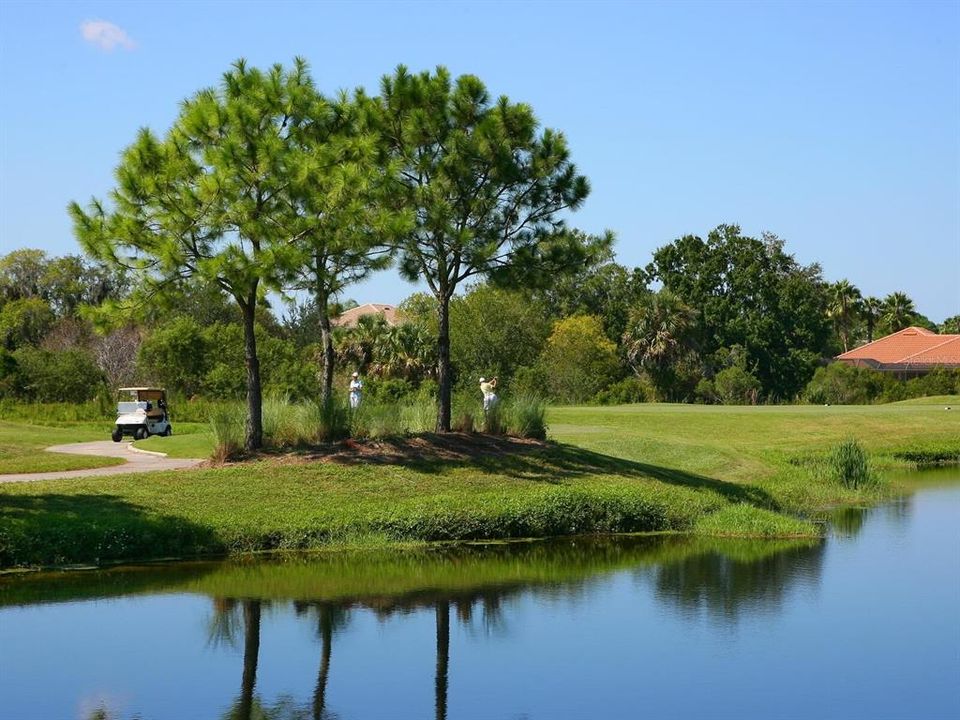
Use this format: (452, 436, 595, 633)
(594, 377, 652, 405)
(504, 394, 547, 439)
(9, 347, 106, 402)
(804, 363, 885, 405)
(537, 315, 621, 403)
(714, 366, 761, 405)
(831, 439, 875, 489)
(695, 378, 717, 404)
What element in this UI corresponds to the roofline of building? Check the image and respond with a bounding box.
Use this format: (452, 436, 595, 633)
(835, 326, 938, 360)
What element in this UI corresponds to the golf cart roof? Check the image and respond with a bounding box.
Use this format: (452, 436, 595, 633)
(118, 387, 166, 392)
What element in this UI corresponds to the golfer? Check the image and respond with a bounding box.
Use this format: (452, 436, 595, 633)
(349, 372, 363, 409)
(479, 376, 498, 412)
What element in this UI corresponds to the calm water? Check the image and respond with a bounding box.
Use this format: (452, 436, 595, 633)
(1, 470, 958, 720)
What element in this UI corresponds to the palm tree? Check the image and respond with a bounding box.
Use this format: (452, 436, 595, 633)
(372, 323, 435, 380)
(621, 290, 699, 399)
(827, 279, 862, 352)
(861, 296, 882, 343)
(882, 292, 916, 333)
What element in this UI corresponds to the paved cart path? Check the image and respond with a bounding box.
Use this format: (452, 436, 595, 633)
(0, 441, 204, 483)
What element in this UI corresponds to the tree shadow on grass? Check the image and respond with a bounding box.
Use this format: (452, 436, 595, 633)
(323, 434, 779, 510)
(0, 493, 220, 570)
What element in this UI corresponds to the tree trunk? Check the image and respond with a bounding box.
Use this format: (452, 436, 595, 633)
(318, 292, 335, 405)
(241, 299, 263, 451)
(239, 600, 262, 720)
(434, 601, 450, 720)
(436, 295, 452, 432)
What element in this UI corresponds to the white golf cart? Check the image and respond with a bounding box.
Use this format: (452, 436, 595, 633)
(112, 387, 172, 442)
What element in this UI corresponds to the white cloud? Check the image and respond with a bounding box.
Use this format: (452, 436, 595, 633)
(80, 20, 136, 51)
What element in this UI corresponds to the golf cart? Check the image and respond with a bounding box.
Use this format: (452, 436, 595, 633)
(112, 387, 172, 442)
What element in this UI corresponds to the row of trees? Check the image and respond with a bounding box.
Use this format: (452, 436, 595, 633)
(69, 59, 603, 449)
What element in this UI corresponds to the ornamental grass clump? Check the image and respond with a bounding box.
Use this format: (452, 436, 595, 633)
(262, 395, 301, 447)
(400, 398, 436, 434)
(480, 403, 504, 435)
(506, 393, 547, 439)
(302, 396, 350, 443)
(209, 404, 245, 462)
(831, 439, 876, 489)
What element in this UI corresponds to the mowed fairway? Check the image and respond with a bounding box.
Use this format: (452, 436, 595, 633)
(549, 400, 960, 484)
(0, 400, 956, 568)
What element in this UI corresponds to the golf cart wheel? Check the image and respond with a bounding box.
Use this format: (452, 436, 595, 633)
(135, 427, 148, 441)
(164, 426, 173, 437)
(111, 429, 123, 443)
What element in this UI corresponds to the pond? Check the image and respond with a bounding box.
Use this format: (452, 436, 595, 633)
(1, 469, 958, 720)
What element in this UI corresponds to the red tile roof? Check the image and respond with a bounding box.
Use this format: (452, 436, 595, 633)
(331, 303, 401, 329)
(837, 326, 960, 369)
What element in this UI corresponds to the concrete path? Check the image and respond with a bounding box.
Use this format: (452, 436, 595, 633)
(0, 441, 204, 483)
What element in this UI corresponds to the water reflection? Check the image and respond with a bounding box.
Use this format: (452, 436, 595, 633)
(650, 540, 825, 622)
(3, 535, 829, 720)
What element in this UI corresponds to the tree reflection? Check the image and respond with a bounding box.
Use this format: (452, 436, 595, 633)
(178, 538, 832, 715)
(651, 540, 826, 623)
(293, 601, 350, 720)
(435, 601, 450, 720)
(210, 598, 266, 720)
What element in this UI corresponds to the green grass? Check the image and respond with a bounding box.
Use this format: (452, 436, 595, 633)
(133, 429, 211, 459)
(0, 421, 123, 474)
(889, 394, 959, 405)
(0, 402, 957, 568)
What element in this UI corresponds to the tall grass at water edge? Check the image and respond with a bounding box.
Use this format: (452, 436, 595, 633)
(831, 439, 877, 489)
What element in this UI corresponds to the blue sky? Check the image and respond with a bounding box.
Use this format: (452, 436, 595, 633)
(1, 0, 958, 321)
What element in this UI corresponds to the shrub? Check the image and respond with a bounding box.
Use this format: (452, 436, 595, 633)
(831, 439, 875, 489)
(209, 404, 245, 462)
(714, 366, 761, 405)
(537, 315, 621, 403)
(505, 393, 547, 439)
(594, 376, 651, 405)
(804, 362, 884, 405)
(9, 347, 106, 402)
(694, 378, 717, 404)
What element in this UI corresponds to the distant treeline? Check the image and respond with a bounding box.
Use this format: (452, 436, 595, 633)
(2, 226, 955, 411)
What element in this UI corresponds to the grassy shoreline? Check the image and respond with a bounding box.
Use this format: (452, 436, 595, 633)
(0, 403, 957, 570)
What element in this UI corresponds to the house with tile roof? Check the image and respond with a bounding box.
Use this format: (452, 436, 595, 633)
(331, 303, 401, 329)
(836, 326, 960, 378)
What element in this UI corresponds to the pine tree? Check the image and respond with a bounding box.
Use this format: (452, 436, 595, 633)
(373, 66, 601, 430)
